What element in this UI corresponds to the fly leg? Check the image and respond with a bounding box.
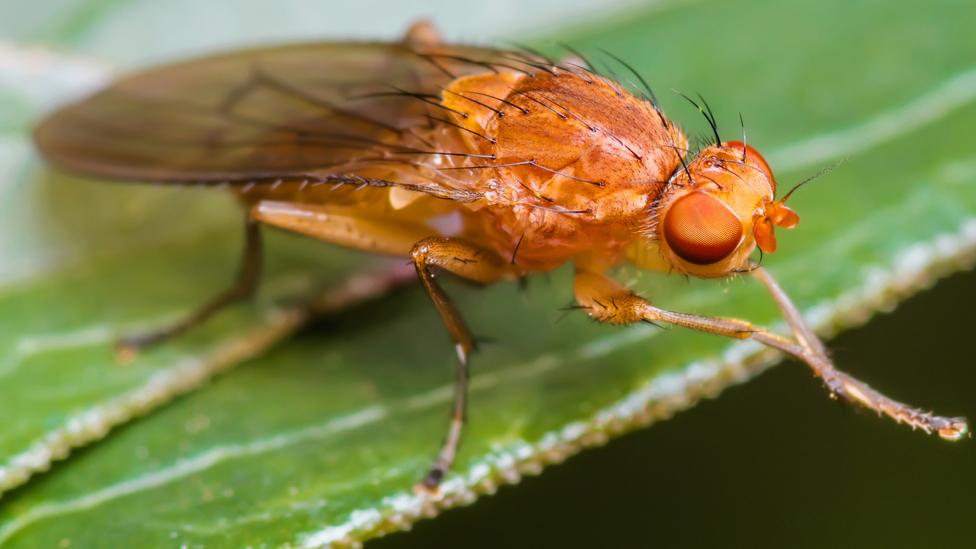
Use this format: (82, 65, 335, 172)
(747, 265, 967, 439)
(574, 268, 967, 439)
(117, 215, 262, 356)
(410, 237, 514, 490)
(252, 201, 516, 488)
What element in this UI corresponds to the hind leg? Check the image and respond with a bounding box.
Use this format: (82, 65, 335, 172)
(117, 214, 262, 356)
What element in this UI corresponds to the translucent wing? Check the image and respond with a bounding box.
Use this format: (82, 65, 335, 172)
(33, 40, 527, 192)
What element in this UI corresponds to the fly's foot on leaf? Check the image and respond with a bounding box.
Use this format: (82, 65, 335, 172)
(414, 468, 445, 497)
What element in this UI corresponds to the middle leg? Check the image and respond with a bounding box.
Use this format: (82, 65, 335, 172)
(252, 200, 517, 488)
(410, 236, 515, 489)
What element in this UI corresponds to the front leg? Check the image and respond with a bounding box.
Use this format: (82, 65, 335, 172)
(574, 268, 967, 439)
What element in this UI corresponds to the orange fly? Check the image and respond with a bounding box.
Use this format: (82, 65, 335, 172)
(33, 21, 967, 490)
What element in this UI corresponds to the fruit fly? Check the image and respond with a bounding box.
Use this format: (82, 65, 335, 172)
(33, 21, 967, 491)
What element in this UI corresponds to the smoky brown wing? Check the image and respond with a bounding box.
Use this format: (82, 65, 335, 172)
(33, 41, 521, 185)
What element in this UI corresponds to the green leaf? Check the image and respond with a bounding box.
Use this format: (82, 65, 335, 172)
(2, 1, 975, 547)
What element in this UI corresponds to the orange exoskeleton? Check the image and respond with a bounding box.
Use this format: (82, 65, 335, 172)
(33, 20, 966, 491)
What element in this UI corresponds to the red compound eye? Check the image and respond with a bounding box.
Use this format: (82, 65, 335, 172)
(663, 192, 743, 265)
